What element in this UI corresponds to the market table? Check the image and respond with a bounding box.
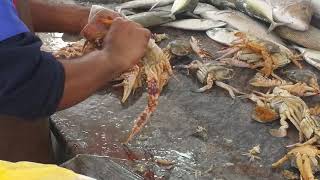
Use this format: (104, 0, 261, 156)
(48, 27, 320, 180)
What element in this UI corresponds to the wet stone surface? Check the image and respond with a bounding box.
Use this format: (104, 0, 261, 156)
(42, 1, 320, 179)
(48, 27, 320, 180)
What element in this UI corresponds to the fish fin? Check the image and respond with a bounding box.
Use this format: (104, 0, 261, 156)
(149, 1, 161, 11)
(267, 22, 287, 32)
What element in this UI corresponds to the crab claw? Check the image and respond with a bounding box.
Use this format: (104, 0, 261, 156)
(113, 65, 140, 103)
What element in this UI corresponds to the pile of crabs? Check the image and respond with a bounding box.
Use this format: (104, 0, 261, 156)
(54, 17, 320, 179)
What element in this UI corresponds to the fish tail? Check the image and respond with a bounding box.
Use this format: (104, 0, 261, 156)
(267, 22, 287, 33)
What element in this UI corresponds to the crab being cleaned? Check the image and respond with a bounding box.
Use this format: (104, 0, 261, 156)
(175, 60, 243, 99)
(55, 16, 173, 143)
(272, 145, 320, 180)
(216, 32, 302, 77)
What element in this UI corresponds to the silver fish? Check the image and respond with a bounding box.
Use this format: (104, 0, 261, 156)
(154, 2, 217, 14)
(161, 19, 226, 31)
(128, 11, 175, 27)
(200, 0, 236, 9)
(193, 3, 218, 14)
(269, 0, 313, 31)
(115, 0, 174, 11)
(234, 0, 285, 32)
(293, 46, 320, 70)
(200, 10, 283, 44)
(171, 0, 199, 15)
(275, 25, 320, 51)
(206, 27, 239, 46)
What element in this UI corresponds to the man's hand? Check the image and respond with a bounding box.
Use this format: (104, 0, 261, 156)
(102, 18, 151, 74)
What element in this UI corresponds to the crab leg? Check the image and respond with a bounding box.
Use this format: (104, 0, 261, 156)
(190, 36, 213, 60)
(113, 65, 141, 103)
(219, 58, 253, 68)
(301, 154, 315, 180)
(287, 137, 319, 148)
(125, 77, 160, 144)
(269, 113, 289, 137)
(193, 73, 214, 93)
(215, 81, 244, 99)
(215, 47, 240, 61)
(272, 154, 290, 168)
(295, 153, 306, 180)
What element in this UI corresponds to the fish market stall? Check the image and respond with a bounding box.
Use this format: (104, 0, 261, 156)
(44, 0, 320, 179)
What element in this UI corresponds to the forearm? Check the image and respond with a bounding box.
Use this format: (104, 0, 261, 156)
(29, 0, 89, 33)
(57, 51, 115, 110)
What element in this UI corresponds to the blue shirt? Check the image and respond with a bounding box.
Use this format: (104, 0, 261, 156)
(0, 0, 29, 41)
(0, 1, 65, 119)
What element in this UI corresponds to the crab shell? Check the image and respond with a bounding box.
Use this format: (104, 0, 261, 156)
(166, 40, 192, 56)
(196, 64, 234, 84)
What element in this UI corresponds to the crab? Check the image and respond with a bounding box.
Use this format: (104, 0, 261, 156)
(216, 32, 302, 77)
(244, 87, 309, 138)
(176, 60, 243, 99)
(249, 73, 319, 97)
(249, 72, 292, 88)
(277, 83, 320, 97)
(69, 16, 173, 143)
(152, 33, 169, 43)
(242, 145, 262, 162)
(163, 36, 212, 60)
(272, 145, 320, 180)
(53, 40, 95, 59)
(284, 69, 320, 96)
(244, 87, 320, 147)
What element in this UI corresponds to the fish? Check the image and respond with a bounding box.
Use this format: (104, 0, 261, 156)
(115, 0, 174, 11)
(234, 0, 285, 32)
(128, 11, 175, 27)
(200, 10, 284, 44)
(275, 25, 320, 51)
(193, 2, 218, 14)
(161, 19, 226, 31)
(269, 0, 313, 31)
(200, 0, 236, 9)
(206, 27, 239, 46)
(154, 2, 217, 15)
(171, 0, 199, 15)
(293, 46, 320, 70)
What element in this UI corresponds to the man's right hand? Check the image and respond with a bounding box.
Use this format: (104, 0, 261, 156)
(101, 17, 151, 74)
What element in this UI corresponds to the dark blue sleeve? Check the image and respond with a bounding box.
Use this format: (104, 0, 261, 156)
(0, 32, 65, 119)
